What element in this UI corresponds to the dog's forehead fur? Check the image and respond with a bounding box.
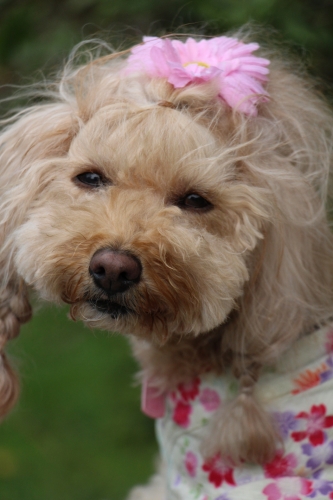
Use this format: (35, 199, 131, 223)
(69, 104, 229, 193)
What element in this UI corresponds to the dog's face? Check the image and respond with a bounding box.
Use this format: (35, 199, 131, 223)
(13, 102, 268, 341)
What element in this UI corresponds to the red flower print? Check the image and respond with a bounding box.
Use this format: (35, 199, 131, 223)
(291, 404, 333, 446)
(291, 365, 326, 395)
(178, 378, 200, 402)
(202, 453, 235, 488)
(264, 450, 297, 478)
(329, 492, 333, 499)
(171, 378, 201, 427)
(173, 400, 192, 427)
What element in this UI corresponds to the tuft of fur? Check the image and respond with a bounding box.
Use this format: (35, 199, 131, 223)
(0, 281, 31, 416)
(203, 371, 280, 465)
(0, 31, 333, 467)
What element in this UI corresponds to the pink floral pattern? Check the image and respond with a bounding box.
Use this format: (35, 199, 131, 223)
(263, 478, 313, 500)
(154, 325, 333, 500)
(199, 387, 221, 411)
(325, 330, 333, 353)
(184, 451, 198, 477)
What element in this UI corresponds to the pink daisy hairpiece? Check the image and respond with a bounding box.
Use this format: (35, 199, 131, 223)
(126, 36, 270, 116)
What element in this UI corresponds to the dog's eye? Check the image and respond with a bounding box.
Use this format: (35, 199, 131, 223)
(178, 193, 212, 211)
(75, 172, 106, 188)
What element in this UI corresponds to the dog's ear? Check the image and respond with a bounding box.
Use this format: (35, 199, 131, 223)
(207, 64, 333, 464)
(0, 101, 78, 417)
(0, 280, 31, 416)
(230, 64, 333, 362)
(212, 209, 333, 464)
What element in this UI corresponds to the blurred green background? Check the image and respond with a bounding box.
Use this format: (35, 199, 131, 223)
(1, 1, 333, 499)
(2, 306, 156, 500)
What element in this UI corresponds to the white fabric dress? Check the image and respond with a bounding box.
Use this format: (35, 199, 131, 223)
(154, 324, 333, 500)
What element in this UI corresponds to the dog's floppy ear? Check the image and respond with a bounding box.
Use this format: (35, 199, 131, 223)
(0, 280, 31, 415)
(0, 101, 79, 417)
(208, 63, 333, 464)
(0, 50, 131, 418)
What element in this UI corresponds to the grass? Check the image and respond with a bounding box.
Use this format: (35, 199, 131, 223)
(0, 304, 157, 500)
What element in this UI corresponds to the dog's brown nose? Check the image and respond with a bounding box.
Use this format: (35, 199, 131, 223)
(89, 249, 142, 294)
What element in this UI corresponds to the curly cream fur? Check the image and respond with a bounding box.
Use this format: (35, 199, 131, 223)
(1, 32, 333, 469)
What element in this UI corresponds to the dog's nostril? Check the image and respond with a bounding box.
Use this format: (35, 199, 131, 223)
(119, 271, 130, 282)
(94, 265, 106, 277)
(89, 249, 142, 294)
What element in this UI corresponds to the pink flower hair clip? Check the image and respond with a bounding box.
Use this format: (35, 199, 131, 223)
(126, 36, 270, 116)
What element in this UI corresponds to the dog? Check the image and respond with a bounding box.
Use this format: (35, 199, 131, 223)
(1, 31, 333, 499)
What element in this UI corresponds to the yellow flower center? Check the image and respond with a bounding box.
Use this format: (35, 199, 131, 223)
(183, 61, 210, 68)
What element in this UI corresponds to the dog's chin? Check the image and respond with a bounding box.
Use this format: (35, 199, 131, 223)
(83, 293, 228, 338)
(88, 298, 134, 319)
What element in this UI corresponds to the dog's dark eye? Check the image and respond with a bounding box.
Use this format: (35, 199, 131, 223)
(75, 172, 105, 188)
(178, 193, 212, 211)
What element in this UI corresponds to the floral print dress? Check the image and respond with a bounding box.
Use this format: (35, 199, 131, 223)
(153, 324, 333, 500)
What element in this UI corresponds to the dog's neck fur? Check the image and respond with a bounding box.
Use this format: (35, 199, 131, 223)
(131, 306, 322, 395)
(131, 313, 239, 392)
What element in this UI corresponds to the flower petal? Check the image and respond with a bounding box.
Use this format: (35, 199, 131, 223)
(126, 35, 270, 115)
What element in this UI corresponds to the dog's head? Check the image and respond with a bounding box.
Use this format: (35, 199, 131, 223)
(1, 34, 333, 462)
(12, 95, 265, 339)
